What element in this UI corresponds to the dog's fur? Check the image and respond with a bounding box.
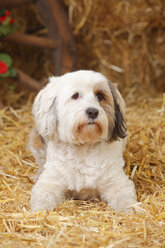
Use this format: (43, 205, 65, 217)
(29, 70, 137, 212)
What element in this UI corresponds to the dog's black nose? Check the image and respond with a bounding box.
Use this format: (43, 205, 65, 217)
(86, 108, 99, 120)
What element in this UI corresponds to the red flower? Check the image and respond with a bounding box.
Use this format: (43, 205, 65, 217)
(5, 11, 10, 16)
(0, 15, 7, 23)
(10, 18, 15, 24)
(0, 61, 8, 74)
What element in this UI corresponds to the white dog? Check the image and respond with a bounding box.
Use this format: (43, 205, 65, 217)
(29, 70, 137, 212)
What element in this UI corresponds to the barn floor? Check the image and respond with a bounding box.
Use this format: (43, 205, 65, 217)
(0, 86, 165, 248)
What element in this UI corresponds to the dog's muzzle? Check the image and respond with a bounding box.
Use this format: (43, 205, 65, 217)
(86, 107, 99, 120)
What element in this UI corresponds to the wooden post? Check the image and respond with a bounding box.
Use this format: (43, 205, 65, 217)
(36, 0, 77, 75)
(16, 69, 41, 91)
(0, 0, 36, 9)
(5, 32, 58, 49)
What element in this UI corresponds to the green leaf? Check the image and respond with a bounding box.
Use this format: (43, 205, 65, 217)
(0, 70, 10, 78)
(0, 54, 12, 66)
(0, 23, 17, 37)
(0, 26, 10, 36)
(2, 17, 11, 26)
(9, 67, 17, 77)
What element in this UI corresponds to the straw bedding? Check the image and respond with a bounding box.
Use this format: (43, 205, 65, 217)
(0, 0, 165, 247)
(0, 88, 164, 247)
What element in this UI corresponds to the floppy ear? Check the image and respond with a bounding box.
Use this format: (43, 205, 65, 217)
(108, 83, 127, 141)
(32, 77, 59, 139)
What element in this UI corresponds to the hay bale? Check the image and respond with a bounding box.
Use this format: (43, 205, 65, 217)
(65, 0, 165, 92)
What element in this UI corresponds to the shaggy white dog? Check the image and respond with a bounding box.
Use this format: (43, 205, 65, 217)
(29, 70, 137, 212)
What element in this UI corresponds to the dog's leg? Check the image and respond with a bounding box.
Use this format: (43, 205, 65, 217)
(99, 170, 137, 213)
(30, 169, 66, 211)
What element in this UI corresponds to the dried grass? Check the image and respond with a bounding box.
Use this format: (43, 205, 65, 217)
(0, 0, 165, 247)
(65, 0, 165, 92)
(0, 85, 165, 247)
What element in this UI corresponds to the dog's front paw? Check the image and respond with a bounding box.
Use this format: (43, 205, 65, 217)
(108, 199, 138, 213)
(30, 190, 58, 212)
(30, 182, 65, 212)
(31, 198, 56, 212)
(118, 201, 139, 214)
(123, 202, 145, 214)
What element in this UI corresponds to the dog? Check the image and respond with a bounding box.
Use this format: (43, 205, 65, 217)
(29, 70, 137, 212)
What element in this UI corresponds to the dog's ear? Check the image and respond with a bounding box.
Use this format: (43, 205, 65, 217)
(108, 83, 127, 141)
(32, 77, 59, 139)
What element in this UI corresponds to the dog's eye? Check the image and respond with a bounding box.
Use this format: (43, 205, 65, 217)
(96, 92, 105, 101)
(71, 92, 79, 100)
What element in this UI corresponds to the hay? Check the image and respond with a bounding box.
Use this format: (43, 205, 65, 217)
(65, 0, 165, 92)
(0, 0, 165, 247)
(0, 86, 165, 247)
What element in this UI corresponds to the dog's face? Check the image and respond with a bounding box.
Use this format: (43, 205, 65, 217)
(33, 70, 126, 145)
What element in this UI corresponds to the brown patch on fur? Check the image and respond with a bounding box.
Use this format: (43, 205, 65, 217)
(66, 188, 99, 200)
(94, 86, 115, 140)
(94, 84, 113, 102)
(73, 121, 103, 144)
(30, 128, 45, 150)
(100, 101, 115, 136)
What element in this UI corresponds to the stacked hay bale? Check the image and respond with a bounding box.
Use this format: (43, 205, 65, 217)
(65, 0, 165, 92)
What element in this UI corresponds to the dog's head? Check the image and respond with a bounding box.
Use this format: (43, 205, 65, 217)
(33, 70, 127, 145)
